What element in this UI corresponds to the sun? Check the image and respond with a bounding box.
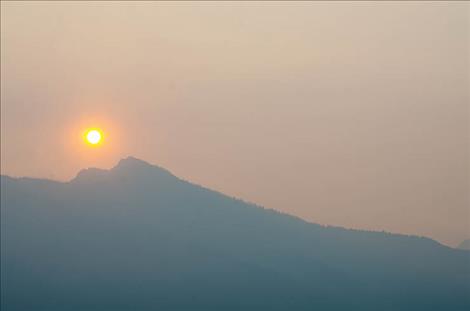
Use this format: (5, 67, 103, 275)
(85, 129, 102, 145)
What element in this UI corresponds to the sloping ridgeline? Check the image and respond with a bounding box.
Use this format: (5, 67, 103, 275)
(1, 157, 469, 310)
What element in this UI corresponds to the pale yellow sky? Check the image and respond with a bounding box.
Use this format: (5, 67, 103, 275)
(1, 2, 469, 246)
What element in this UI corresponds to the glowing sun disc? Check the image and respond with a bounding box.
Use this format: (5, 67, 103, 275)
(86, 129, 102, 145)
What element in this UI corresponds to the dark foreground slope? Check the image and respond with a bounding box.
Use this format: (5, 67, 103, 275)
(1, 157, 469, 310)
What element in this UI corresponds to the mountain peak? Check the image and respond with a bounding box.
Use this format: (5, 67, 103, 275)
(111, 156, 174, 179)
(114, 156, 152, 170)
(71, 157, 171, 184)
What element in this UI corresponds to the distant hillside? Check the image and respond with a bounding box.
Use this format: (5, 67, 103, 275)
(458, 239, 470, 250)
(1, 157, 469, 311)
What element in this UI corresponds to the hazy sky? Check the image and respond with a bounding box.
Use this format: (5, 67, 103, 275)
(1, 2, 468, 246)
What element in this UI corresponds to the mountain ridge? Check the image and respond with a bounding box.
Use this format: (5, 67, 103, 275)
(1, 157, 469, 310)
(0, 156, 458, 249)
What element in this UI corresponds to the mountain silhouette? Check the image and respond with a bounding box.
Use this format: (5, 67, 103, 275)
(1, 157, 469, 310)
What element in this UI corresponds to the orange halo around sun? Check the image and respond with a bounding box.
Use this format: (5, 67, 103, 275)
(84, 128, 103, 146)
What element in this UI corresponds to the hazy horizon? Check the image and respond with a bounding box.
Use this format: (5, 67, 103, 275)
(1, 2, 469, 246)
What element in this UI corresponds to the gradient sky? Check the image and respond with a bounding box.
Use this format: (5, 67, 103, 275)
(1, 2, 468, 246)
